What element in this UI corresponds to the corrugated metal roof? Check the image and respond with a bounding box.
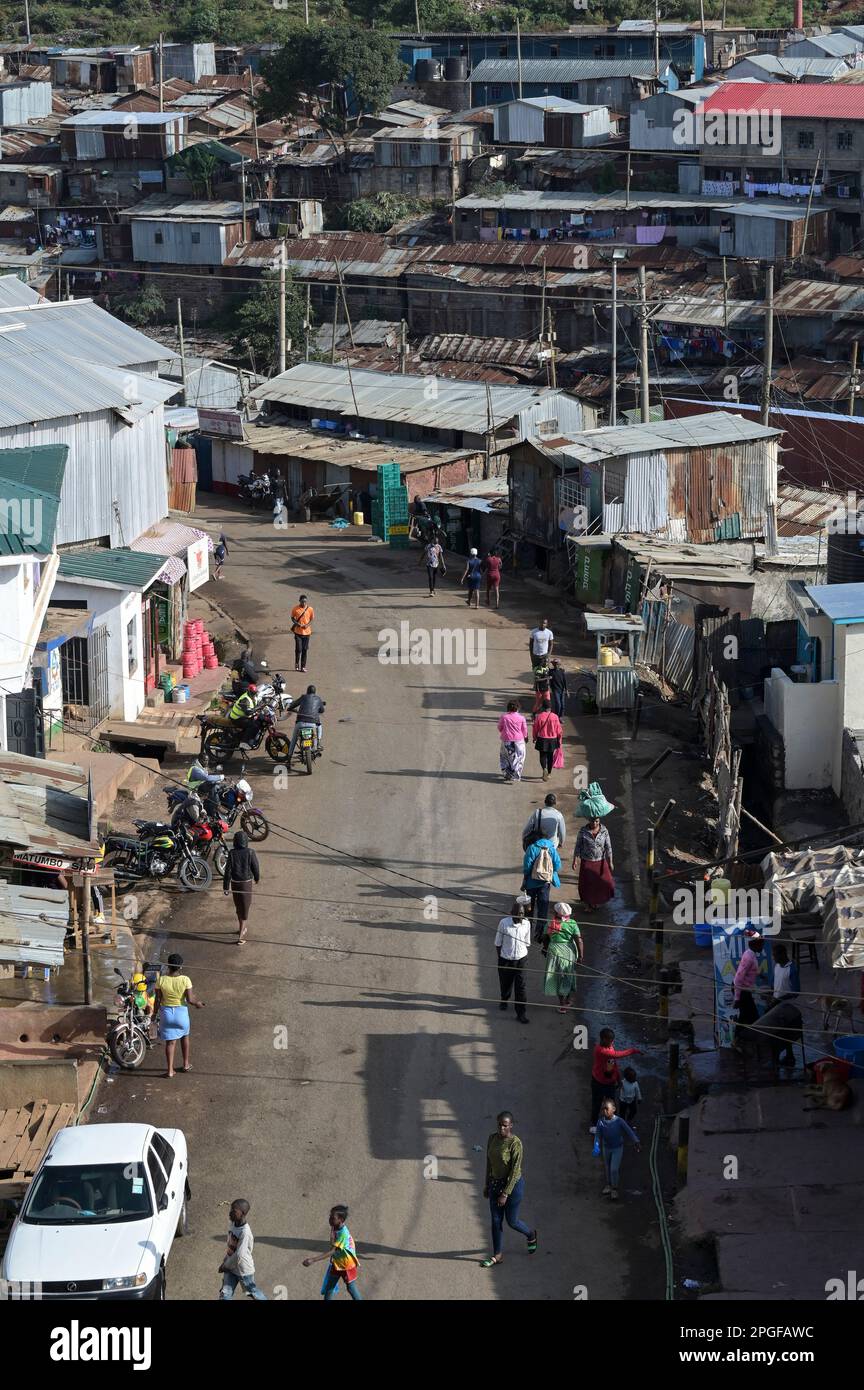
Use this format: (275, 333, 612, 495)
(419, 334, 543, 367)
(701, 79, 864, 118)
(58, 546, 165, 590)
(772, 279, 864, 315)
(125, 195, 246, 221)
(469, 57, 667, 82)
(423, 477, 508, 513)
(656, 296, 760, 328)
(772, 359, 852, 401)
(455, 189, 803, 213)
(240, 420, 474, 473)
(787, 33, 859, 57)
(537, 410, 780, 465)
(504, 95, 606, 113)
(0, 205, 34, 223)
(805, 582, 864, 623)
(0, 443, 67, 555)
(63, 109, 186, 126)
(0, 749, 97, 859)
(0, 296, 176, 368)
(0, 274, 41, 307)
(728, 54, 847, 77)
(0, 346, 174, 428)
(250, 363, 565, 432)
(776, 482, 843, 534)
(826, 254, 864, 278)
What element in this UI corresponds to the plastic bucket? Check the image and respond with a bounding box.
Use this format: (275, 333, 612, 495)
(203, 653, 219, 670)
(834, 1035, 864, 1079)
(693, 923, 713, 948)
(352, 511, 364, 526)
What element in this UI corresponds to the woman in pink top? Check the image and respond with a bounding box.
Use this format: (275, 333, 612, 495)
(533, 707, 563, 782)
(497, 700, 528, 783)
(733, 930, 764, 1043)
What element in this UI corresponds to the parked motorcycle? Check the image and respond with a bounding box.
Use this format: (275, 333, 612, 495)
(107, 966, 155, 1070)
(216, 671, 292, 719)
(197, 704, 291, 770)
(290, 719, 323, 776)
(166, 778, 270, 842)
(238, 472, 272, 510)
(103, 821, 213, 891)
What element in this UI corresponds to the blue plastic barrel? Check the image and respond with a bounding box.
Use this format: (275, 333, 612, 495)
(834, 1035, 864, 1079)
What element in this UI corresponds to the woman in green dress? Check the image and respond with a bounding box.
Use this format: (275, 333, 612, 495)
(543, 902, 583, 1013)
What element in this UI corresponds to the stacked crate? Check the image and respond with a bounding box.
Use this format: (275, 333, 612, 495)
(372, 463, 410, 546)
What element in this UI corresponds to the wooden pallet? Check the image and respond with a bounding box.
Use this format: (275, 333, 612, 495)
(0, 1102, 76, 1178)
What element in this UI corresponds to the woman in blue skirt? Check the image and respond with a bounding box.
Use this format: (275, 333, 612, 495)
(155, 953, 206, 1078)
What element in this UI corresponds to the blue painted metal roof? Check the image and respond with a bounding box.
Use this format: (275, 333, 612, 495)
(805, 583, 864, 624)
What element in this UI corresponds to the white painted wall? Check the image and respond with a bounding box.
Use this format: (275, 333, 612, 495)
(763, 666, 839, 790)
(50, 579, 147, 722)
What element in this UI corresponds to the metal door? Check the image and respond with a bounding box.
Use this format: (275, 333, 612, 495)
(4, 687, 44, 757)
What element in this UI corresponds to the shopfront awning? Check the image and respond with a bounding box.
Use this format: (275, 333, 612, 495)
(129, 520, 214, 587)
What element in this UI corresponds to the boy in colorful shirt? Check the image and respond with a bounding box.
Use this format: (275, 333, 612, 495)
(303, 1204, 362, 1300)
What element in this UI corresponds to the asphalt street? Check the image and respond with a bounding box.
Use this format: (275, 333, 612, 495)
(99, 501, 662, 1301)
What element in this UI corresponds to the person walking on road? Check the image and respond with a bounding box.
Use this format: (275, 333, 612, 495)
(542, 902, 583, 1013)
(303, 1205, 363, 1300)
(498, 699, 528, 782)
(291, 594, 314, 673)
(532, 704, 562, 782)
(733, 929, 765, 1047)
(218, 1199, 268, 1300)
(590, 1027, 641, 1132)
(522, 793, 566, 853)
(482, 549, 502, 608)
(548, 659, 568, 718)
(528, 618, 554, 670)
(213, 534, 228, 579)
(572, 816, 615, 911)
(223, 830, 260, 945)
(522, 834, 561, 944)
(596, 1099, 640, 1201)
(495, 900, 531, 1024)
(155, 954, 205, 1078)
(420, 538, 446, 596)
(617, 1067, 642, 1126)
(481, 1111, 538, 1268)
(461, 548, 483, 608)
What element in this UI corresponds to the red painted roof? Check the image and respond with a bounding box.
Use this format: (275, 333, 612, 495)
(700, 81, 864, 119)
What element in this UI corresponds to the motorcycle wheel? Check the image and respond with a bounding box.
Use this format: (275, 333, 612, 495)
(214, 844, 228, 877)
(109, 1026, 146, 1070)
(266, 733, 291, 763)
(303, 747, 313, 776)
(203, 731, 234, 766)
(179, 856, 213, 891)
(241, 810, 269, 842)
(102, 851, 137, 893)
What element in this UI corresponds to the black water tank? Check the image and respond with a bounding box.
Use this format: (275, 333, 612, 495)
(827, 531, 864, 584)
(444, 56, 468, 81)
(416, 59, 442, 82)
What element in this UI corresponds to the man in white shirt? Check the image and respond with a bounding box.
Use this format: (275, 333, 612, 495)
(522, 793, 566, 852)
(495, 901, 532, 1024)
(529, 618, 554, 668)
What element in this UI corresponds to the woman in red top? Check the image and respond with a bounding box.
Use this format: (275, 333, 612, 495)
(483, 551, 502, 609)
(532, 706, 562, 783)
(590, 1027, 641, 1131)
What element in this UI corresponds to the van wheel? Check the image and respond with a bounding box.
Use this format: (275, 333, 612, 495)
(176, 1195, 188, 1237)
(157, 1266, 166, 1300)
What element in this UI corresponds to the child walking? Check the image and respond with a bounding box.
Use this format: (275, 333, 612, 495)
(596, 1099, 640, 1202)
(618, 1066, 642, 1126)
(218, 1198, 268, 1299)
(303, 1204, 363, 1300)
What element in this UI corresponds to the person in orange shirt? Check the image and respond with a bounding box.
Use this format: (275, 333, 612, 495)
(291, 594, 315, 673)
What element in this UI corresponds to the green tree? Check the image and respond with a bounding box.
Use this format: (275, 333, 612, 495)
(345, 191, 424, 232)
(172, 143, 220, 198)
(172, 2, 221, 41)
(119, 284, 166, 327)
(229, 269, 308, 376)
(261, 24, 405, 126)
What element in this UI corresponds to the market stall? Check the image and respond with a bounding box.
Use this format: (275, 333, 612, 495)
(583, 612, 645, 713)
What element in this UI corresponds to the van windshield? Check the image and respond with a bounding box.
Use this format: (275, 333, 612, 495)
(22, 1163, 153, 1223)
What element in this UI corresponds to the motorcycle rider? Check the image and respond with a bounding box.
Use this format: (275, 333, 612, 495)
(185, 760, 223, 817)
(288, 684, 326, 763)
(229, 683, 259, 747)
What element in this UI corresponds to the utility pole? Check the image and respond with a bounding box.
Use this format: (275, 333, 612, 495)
(760, 264, 774, 427)
(450, 159, 457, 243)
(330, 283, 340, 364)
(698, 0, 705, 36)
(539, 260, 547, 377)
(546, 306, 557, 389)
(610, 256, 618, 427)
(240, 156, 248, 242)
(177, 299, 187, 405)
(516, 17, 523, 99)
(484, 381, 493, 480)
(304, 282, 311, 362)
(802, 148, 822, 252)
(335, 260, 355, 348)
(654, 0, 660, 81)
(638, 264, 650, 423)
(278, 240, 287, 375)
(305, 0, 310, 25)
(81, 862, 92, 1007)
(399, 318, 408, 374)
(414, 0, 421, 35)
(625, 150, 631, 210)
(722, 255, 728, 330)
(158, 33, 164, 113)
(849, 340, 859, 417)
(248, 67, 260, 161)
(24, 0, 31, 42)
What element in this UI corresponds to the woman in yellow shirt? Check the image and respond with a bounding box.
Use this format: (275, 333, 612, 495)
(155, 953, 205, 1079)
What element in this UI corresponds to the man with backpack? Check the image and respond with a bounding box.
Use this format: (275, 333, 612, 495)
(521, 793, 567, 855)
(522, 835, 561, 945)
